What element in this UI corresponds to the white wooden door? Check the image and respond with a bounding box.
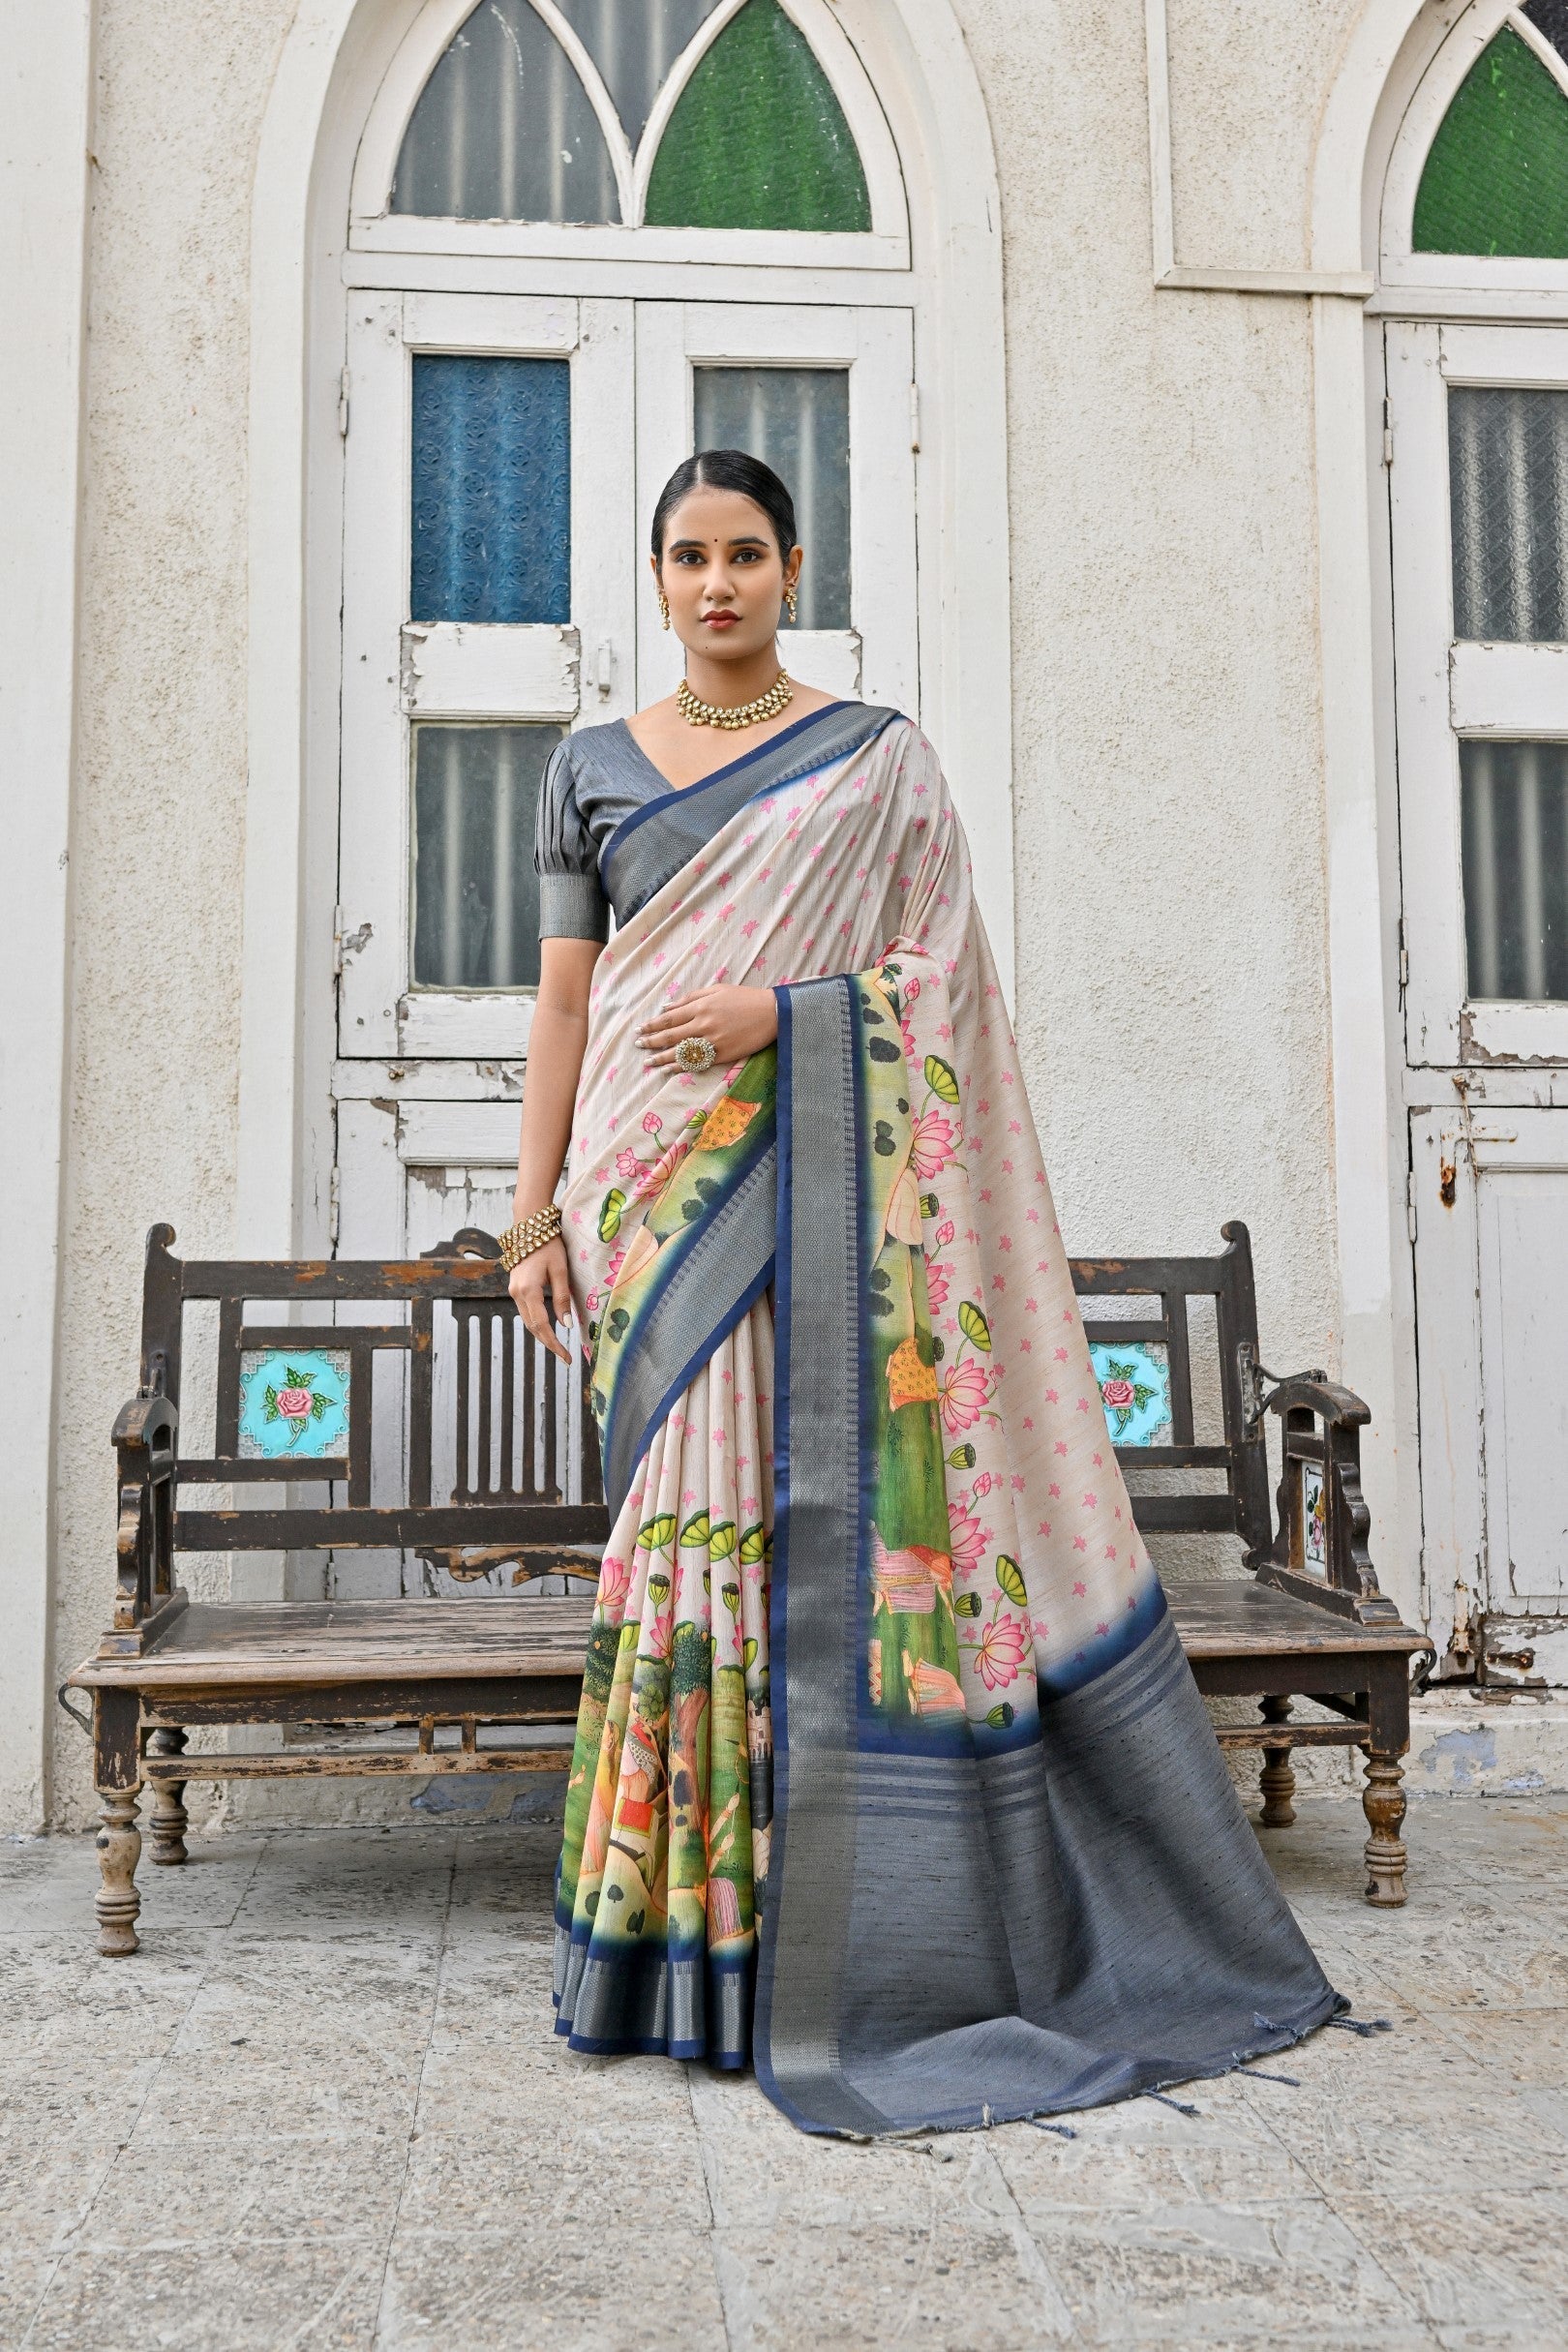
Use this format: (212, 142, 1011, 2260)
(339, 289, 636, 1064)
(335, 292, 920, 1285)
(1389, 321, 1568, 1066)
(1390, 318, 1568, 1676)
(1411, 1108, 1568, 1665)
(633, 302, 918, 711)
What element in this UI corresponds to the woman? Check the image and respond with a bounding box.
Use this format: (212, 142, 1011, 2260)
(506, 448, 1339, 2137)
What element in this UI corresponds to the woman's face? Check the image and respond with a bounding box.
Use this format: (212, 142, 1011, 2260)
(653, 485, 802, 663)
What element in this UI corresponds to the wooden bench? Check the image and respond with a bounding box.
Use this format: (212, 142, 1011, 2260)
(66, 1220, 1428, 1956)
(1072, 1223, 1431, 1909)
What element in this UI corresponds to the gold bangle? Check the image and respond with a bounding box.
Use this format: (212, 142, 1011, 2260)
(498, 1202, 563, 1272)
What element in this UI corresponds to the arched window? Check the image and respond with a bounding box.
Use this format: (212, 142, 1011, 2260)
(390, 0, 870, 231)
(1413, 6, 1568, 256)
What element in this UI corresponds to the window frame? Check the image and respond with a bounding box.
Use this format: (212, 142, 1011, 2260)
(1387, 317, 1568, 1068)
(349, 0, 910, 268)
(1380, 0, 1568, 297)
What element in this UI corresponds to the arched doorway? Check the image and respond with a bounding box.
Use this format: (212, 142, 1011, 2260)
(333, 0, 921, 1269)
(237, 0, 1010, 1595)
(1377, 2, 1568, 1679)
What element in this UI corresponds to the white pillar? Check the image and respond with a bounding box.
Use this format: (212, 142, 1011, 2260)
(0, 0, 96, 1828)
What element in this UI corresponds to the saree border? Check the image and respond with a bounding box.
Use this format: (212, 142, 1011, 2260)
(599, 704, 901, 928)
(754, 976, 889, 2138)
(597, 1146, 778, 1521)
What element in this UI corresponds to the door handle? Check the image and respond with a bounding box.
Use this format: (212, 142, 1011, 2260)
(595, 640, 614, 699)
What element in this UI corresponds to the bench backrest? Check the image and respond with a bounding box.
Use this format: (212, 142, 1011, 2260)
(135, 1223, 608, 1591)
(128, 1218, 1309, 1611)
(1070, 1220, 1273, 1563)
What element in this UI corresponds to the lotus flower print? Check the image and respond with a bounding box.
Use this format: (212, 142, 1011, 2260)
(971, 1613, 1029, 1690)
(938, 1356, 989, 1435)
(909, 1110, 957, 1182)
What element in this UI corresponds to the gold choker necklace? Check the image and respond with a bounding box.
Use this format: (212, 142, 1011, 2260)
(677, 670, 793, 731)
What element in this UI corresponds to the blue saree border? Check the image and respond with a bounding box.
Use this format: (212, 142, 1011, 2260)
(598, 702, 852, 869)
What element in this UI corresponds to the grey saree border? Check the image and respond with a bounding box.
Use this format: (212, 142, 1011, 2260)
(599, 1145, 778, 1521)
(753, 977, 888, 2138)
(600, 704, 901, 927)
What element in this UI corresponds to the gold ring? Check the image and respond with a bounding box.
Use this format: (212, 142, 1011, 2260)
(674, 1035, 716, 1073)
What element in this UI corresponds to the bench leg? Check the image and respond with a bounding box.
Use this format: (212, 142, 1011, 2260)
(147, 1728, 189, 1865)
(95, 1790, 142, 1956)
(1362, 1753, 1408, 1908)
(1258, 1695, 1296, 1827)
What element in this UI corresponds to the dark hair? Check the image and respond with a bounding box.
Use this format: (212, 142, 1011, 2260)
(650, 447, 798, 563)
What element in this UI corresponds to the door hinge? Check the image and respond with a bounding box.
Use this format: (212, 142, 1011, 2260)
(1405, 1161, 1418, 1244)
(333, 903, 346, 977)
(329, 1164, 342, 1248)
(1381, 399, 1393, 468)
(594, 639, 614, 700)
(909, 381, 921, 454)
(338, 367, 351, 438)
(1397, 917, 1408, 993)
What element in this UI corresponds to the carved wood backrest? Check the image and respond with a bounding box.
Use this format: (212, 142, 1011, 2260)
(132, 1224, 608, 1598)
(1069, 1221, 1273, 1563)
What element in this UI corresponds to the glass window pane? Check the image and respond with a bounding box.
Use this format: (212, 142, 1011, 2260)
(555, 0, 726, 152)
(411, 725, 560, 990)
(692, 366, 850, 629)
(1451, 387, 1568, 643)
(1414, 25, 1568, 259)
(645, 0, 871, 232)
(392, 0, 618, 223)
(1525, 0, 1568, 69)
(1462, 739, 1568, 1001)
(411, 355, 570, 626)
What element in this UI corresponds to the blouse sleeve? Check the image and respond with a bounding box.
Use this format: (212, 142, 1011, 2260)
(534, 739, 610, 943)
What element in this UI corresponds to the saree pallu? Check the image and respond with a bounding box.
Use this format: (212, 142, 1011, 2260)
(553, 705, 1340, 2134)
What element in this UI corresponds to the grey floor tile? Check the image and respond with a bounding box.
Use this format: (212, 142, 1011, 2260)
(1333, 2187, 1568, 2341)
(376, 2222, 727, 2351)
(26, 2237, 387, 2351)
(1025, 2198, 1426, 2345)
(75, 2133, 410, 2248)
(398, 2121, 710, 2232)
(0, 1932, 211, 2062)
(0, 2246, 58, 2347)
(0, 2140, 120, 2257)
(711, 2219, 1073, 2348)
(130, 2041, 424, 2143)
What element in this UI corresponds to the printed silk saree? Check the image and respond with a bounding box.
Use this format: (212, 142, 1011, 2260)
(553, 703, 1340, 2136)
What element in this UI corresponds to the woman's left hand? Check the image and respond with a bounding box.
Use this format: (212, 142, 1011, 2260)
(637, 983, 778, 1071)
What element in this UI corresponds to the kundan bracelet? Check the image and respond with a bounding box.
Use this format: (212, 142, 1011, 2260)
(498, 1201, 563, 1271)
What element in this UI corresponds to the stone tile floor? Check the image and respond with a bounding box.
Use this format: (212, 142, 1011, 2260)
(2, 1796, 1566, 2349)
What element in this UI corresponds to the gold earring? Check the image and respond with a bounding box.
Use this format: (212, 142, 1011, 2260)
(783, 583, 799, 624)
(658, 589, 671, 630)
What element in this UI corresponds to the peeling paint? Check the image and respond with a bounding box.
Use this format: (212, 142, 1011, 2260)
(1416, 1725, 1497, 1787)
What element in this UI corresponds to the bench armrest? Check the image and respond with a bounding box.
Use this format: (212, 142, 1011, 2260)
(1252, 1369, 1402, 1626)
(111, 1391, 179, 1637)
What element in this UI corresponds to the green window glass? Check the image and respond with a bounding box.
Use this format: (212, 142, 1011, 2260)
(1413, 24, 1568, 258)
(645, 0, 871, 232)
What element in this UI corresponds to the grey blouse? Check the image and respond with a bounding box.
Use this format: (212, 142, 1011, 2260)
(534, 704, 899, 943)
(533, 722, 658, 945)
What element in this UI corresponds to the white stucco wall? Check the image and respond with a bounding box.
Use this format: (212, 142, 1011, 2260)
(31, 0, 1396, 1828)
(960, 0, 1353, 1366)
(47, 0, 300, 1829)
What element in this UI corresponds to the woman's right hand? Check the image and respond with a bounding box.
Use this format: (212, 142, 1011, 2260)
(509, 1235, 575, 1365)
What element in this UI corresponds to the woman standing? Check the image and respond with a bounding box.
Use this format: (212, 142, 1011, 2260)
(504, 448, 1338, 2137)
